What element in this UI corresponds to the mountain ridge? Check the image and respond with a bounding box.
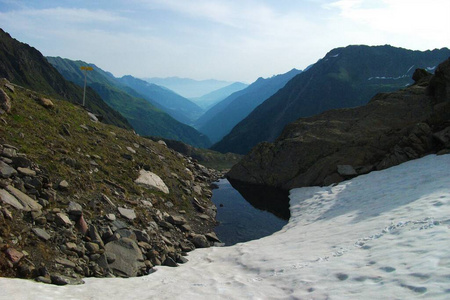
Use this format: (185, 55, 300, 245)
(227, 58, 450, 189)
(196, 68, 302, 143)
(47, 56, 211, 148)
(213, 45, 450, 154)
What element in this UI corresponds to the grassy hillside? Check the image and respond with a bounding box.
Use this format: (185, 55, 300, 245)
(0, 29, 131, 130)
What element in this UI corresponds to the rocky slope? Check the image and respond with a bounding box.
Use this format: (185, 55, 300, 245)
(227, 58, 450, 190)
(0, 79, 222, 284)
(214, 45, 450, 154)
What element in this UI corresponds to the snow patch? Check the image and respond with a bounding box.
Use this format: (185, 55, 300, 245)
(0, 154, 449, 299)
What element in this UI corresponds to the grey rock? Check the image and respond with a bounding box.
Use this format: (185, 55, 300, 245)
(6, 185, 42, 211)
(55, 212, 73, 227)
(134, 170, 169, 194)
(32, 228, 51, 241)
(87, 112, 98, 122)
(55, 257, 76, 268)
(191, 234, 209, 248)
(433, 126, 450, 147)
(118, 207, 136, 220)
(105, 213, 116, 221)
(111, 219, 129, 231)
(85, 242, 100, 254)
(1, 147, 16, 158)
(192, 185, 202, 195)
(0, 88, 11, 113)
(126, 146, 136, 154)
(116, 228, 136, 240)
(205, 232, 221, 243)
(101, 193, 116, 207)
(134, 230, 150, 243)
(0, 189, 25, 210)
(35, 276, 52, 284)
(58, 180, 69, 191)
(167, 215, 187, 226)
(11, 157, 32, 169)
(0, 161, 17, 179)
(67, 201, 83, 216)
(337, 165, 357, 177)
(177, 256, 189, 264)
(163, 257, 178, 267)
(4, 83, 15, 93)
(17, 167, 36, 177)
(88, 224, 104, 247)
(50, 274, 84, 286)
(104, 238, 145, 277)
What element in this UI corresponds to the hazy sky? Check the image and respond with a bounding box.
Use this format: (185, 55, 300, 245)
(1, 0, 449, 82)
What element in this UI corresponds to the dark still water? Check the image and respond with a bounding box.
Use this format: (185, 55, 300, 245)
(211, 178, 290, 246)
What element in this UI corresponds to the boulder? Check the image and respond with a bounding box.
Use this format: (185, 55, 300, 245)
(166, 215, 186, 226)
(6, 185, 42, 211)
(37, 97, 54, 109)
(0, 88, 11, 113)
(55, 212, 73, 227)
(0, 161, 17, 179)
(32, 228, 51, 241)
(433, 126, 450, 147)
(134, 170, 169, 194)
(2, 147, 16, 158)
(118, 207, 136, 220)
(67, 201, 83, 216)
(104, 238, 145, 277)
(191, 234, 209, 248)
(5, 248, 24, 264)
(87, 112, 98, 122)
(17, 167, 36, 177)
(337, 165, 357, 177)
(58, 180, 69, 191)
(0, 189, 25, 210)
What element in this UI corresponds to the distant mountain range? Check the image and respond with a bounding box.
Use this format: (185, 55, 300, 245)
(195, 69, 302, 144)
(47, 57, 211, 148)
(142, 77, 237, 98)
(212, 45, 450, 154)
(190, 82, 248, 110)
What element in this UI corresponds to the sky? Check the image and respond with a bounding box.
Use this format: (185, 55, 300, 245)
(1, 0, 449, 82)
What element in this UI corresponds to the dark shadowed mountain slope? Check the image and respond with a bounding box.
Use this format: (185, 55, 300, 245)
(0, 29, 131, 129)
(227, 58, 450, 190)
(46, 56, 211, 148)
(213, 45, 450, 154)
(191, 82, 248, 110)
(196, 68, 302, 143)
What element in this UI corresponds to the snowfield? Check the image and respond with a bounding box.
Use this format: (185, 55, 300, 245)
(1, 154, 449, 299)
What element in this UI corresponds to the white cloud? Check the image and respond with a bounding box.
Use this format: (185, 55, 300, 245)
(0, 0, 448, 82)
(325, 0, 450, 49)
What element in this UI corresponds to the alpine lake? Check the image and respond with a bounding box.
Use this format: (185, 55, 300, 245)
(211, 178, 290, 246)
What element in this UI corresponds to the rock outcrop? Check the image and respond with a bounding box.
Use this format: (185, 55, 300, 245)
(228, 58, 450, 190)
